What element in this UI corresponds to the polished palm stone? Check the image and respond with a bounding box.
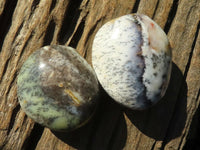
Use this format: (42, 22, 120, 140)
(92, 14, 172, 110)
(17, 45, 99, 131)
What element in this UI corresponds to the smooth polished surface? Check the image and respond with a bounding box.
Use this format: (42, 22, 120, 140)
(17, 45, 99, 131)
(92, 14, 172, 110)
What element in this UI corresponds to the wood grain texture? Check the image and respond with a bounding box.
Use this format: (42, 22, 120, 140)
(0, 0, 199, 149)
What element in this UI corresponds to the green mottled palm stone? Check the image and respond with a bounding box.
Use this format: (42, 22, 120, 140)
(17, 45, 99, 131)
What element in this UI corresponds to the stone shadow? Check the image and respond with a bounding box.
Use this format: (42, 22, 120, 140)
(52, 89, 127, 150)
(52, 63, 187, 149)
(125, 63, 187, 143)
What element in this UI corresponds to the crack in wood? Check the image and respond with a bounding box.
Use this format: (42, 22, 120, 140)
(151, 141, 156, 150)
(152, 0, 160, 19)
(31, 0, 40, 12)
(182, 94, 200, 150)
(22, 123, 44, 150)
(7, 105, 20, 136)
(0, 58, 11, 82)
(58, 0, 82, 44)
(183, 21, 200, 79)
(43, 20, 56, 46)
(12, 21, 24, 47)
(50, 0, 57, 12)
(69, 20, 85, 48)
(164, 0, 179, 33)
(0, 0, 18, 51)
(132, 0, 140, 13)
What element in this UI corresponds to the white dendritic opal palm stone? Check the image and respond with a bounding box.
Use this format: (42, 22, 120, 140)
(92, 14, 172, 110)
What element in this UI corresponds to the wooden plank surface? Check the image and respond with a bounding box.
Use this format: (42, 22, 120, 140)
(0, 0, 199, 149)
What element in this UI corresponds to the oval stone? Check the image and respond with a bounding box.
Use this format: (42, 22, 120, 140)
(92, 14, 172, 110)
(17, 45, 99, 131)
